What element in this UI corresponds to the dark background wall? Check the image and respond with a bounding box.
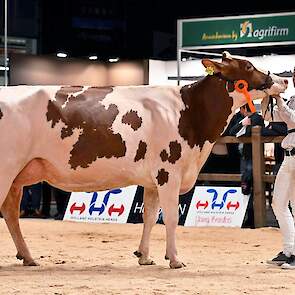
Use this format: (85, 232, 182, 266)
(1, 0, 295, 60)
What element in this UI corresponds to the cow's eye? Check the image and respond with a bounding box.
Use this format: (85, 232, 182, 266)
(245, 63, 254, 71)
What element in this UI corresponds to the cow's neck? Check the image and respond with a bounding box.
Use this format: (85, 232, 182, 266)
(178, 75, 234, 149)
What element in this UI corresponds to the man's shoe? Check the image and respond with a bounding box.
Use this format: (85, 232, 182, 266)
(54, 213, 64, 220)
(31, 209, 43, 218)
(281, 255, 295, 269)
(266, 251, 290, 266)
(19, 210, 27, 218)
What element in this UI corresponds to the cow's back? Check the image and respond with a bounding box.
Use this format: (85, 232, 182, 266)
(0, 85, 187, 191)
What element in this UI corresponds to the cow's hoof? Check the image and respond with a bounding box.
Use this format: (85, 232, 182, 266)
(165, 255, 169, 260)
(16, 253, 39, 266)
(23, 260, 39, 266)
(133, 250, 142, 258)
(138, 257, 156, 265)
(16, 253, 24, 260)
(169, 261, 186, 269)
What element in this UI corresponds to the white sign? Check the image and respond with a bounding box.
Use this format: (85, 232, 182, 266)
(184, 186, 249, 227)
(63, 186, 137, 224)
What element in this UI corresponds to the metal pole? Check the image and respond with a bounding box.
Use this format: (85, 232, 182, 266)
(181, 49, 222, 57)
(176, 20, 181, 86)
(177, 49, 181, 86)
(4, 0, 8, 86)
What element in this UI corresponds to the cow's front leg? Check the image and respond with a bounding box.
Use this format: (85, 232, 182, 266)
(135, 188, 159, 265)
(1, 184, 38, 266)
(157, 177, 185, 269)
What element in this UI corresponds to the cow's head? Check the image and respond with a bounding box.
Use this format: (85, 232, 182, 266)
(201, 52, 288, 108)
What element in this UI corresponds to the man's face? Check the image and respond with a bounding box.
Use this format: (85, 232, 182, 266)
(240, 107, 253, 117)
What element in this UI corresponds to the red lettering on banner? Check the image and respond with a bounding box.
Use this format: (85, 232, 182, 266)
(196, 200, 209, 209)
(108, 204, 124, 216)
(196, 216, 210, 223)
(70, 202, 86, 215)
(211, 216, 231, 224)
(227, 201, 240, 210)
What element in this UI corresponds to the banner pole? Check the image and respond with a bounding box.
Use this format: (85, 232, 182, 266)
(4, 0, 8, 86)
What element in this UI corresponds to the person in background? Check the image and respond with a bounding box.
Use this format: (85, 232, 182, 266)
(229, 104, 286, 228)
(53, 187, 71, 220)
(41, 182, 71, 220)
(41, 182, 53, 218)
(228, 104, 260, 228)
(20, 183, 43, 218)
(266, 68, 295, 269)
(199, 113, 242, 185)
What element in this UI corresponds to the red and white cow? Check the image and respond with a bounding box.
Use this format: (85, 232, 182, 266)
(0, 52, 287, 268)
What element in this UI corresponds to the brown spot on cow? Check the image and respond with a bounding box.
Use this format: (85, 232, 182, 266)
(168, 141, 182, 164)
(156, 168, 169, 186)
(178, 76, 233, 149)
(121, 110, 142, 131)
(134, 140, 147, 162)
(160, 141, 182, 164)
(55, 86, 84, 105)
(160, 150, 169, 162)
(46, 86, 127, 169)
(47, 86, 83, 129)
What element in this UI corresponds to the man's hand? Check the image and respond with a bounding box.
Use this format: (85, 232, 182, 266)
(241, 117, 251, 126)
(273, 95, 284, 107)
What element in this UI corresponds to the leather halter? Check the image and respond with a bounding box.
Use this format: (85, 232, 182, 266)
(215, 70, 272, 113)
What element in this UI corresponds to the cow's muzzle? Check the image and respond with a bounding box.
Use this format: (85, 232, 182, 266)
(258, 71, 273, 91)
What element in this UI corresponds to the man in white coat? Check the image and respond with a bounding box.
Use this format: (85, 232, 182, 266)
(266, 68, 295, 269)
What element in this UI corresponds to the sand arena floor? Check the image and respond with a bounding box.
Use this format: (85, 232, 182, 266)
(0, 219, 295, 295)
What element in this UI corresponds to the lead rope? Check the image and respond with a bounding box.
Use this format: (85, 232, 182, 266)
(269, 95, 274, 121)
(262, 96, 274, 121)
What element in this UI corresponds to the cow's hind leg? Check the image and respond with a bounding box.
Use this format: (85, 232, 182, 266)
(134, 188, 159, 265)
(1, 184, 38, 266)
(0, 159, 46, 266)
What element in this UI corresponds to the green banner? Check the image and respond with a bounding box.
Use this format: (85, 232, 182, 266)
(181, 13, 295, 48)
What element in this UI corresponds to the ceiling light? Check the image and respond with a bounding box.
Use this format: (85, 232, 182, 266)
(0, 66, 9, 71)
(57, 52, 67, 58)
(89, 55, 98, 60)
(109, 57, 119, 63)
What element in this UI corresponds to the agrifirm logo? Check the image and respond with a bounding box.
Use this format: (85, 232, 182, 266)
(240, 20, 289, 40)
(240, 21, 253, 37)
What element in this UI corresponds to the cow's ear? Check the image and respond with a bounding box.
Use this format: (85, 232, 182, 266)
(201, 59, 224, 74)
